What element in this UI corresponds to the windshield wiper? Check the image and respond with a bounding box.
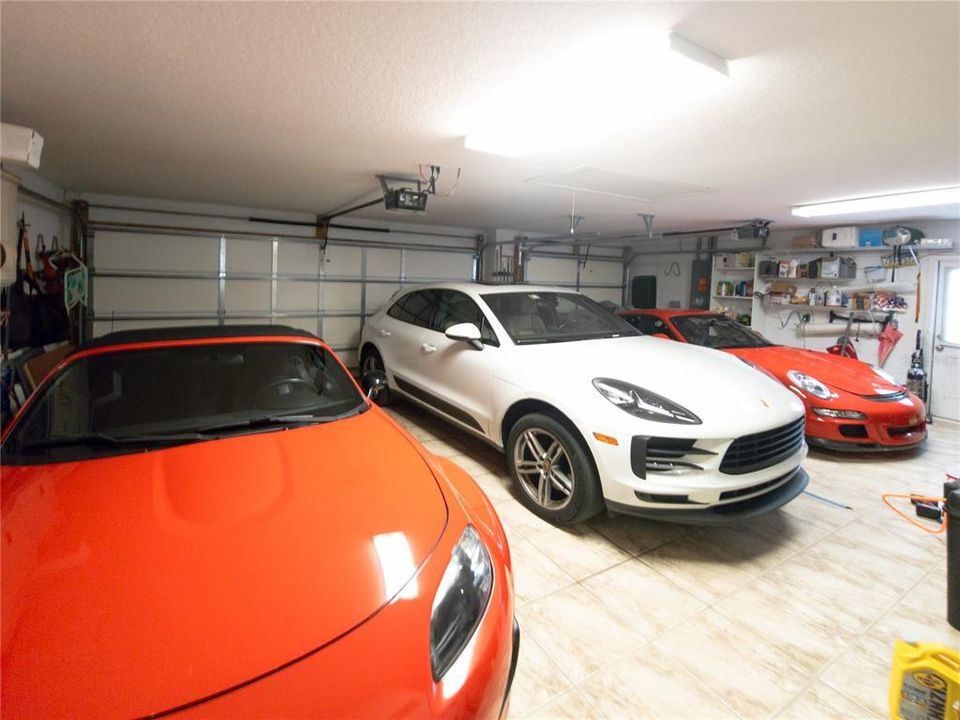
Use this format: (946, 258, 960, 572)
(195, 405, 367, 435)
(18, 431, 205, 451)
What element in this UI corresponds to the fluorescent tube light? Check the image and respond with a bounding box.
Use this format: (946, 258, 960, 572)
(792, 187, 960, 217)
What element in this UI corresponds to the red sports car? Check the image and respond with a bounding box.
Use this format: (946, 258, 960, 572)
(619, 310, 926, 452)
(1, 326, 517, 718)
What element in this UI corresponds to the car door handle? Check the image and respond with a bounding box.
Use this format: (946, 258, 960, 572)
(421, 343, 437, 353)
(379, 329, 391, 337)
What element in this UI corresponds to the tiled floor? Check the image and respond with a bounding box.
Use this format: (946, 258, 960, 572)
(385, 402, 960, 720)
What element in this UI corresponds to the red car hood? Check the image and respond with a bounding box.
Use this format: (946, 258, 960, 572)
(726, 345, 903, 396)
(1, 410, 447, 718)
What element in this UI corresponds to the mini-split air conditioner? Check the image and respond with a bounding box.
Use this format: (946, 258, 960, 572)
(1, 123, 44, 169)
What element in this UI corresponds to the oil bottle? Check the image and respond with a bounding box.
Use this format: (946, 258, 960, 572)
(889, 639, 960, 720)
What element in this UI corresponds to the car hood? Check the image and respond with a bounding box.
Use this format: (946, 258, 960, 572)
(725, 345, 903, 396)
(1, 409, 447, 719)
(510, 336, 804, 435)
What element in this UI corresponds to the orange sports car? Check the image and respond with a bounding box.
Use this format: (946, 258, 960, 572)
(619, 310, 926, 452)
(1, 326, 517, 718)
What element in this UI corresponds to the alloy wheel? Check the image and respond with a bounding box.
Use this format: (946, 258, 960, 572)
(513, 428, 575, 510)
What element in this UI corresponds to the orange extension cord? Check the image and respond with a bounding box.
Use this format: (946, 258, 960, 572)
(882, 474, 959, 536)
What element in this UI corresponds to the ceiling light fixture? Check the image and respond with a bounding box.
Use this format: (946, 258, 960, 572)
(462, 29, 729, 158)
(791, 187, 960, 218)
(668, 32, 729, 77)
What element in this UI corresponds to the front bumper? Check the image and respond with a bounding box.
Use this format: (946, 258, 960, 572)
(499, 619, 521, 719)
(606, 466, 809, 524)
(805, 394, 927, 451)
(807, 433, 926, 452)
(585, 417, 808, 519)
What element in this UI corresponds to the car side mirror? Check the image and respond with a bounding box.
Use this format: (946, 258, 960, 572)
(361, 369, 388, 399)
(444, 322, 484, 350)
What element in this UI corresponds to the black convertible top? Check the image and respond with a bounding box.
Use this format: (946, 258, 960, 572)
(75, 325, 318, 352)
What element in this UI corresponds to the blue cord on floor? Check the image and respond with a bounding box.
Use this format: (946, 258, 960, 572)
(802, 490, 853, 510)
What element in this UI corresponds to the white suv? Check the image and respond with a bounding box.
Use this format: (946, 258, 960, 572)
(360, 283, 808, 525)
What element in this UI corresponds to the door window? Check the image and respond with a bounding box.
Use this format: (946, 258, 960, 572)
(434, 290, 499, 346)
(387, 290, 437, 329)
(940, 266, 960, 345)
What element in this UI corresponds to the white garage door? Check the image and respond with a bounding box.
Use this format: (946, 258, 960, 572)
(525, 249, 625, 305)
(88, 216, 476, 368)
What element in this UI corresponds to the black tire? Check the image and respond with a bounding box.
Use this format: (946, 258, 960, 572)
(506, 412, 603, 525)
(359, 347, 394, 407)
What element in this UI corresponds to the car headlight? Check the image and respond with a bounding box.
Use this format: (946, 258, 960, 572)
(592, 378, 701, 425)
(786, 370, 832, 400)
(430, 525, 493, 681)
(812, 407, 867, 419)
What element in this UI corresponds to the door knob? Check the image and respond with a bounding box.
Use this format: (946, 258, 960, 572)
(379, 329, 391, 337)
(936, 344, 944, 352)
(421, 343, 437, 353)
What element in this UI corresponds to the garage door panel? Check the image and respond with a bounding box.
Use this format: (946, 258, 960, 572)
(277, 242, 320, 274)
(580, 259, 623, 285)
(526, 256, 578, 284)
(95, 233, 219, 272)
(322, 316, 362, 349)
(404, 251, 472, 281)
(226, 239, 271, 273)
(92, 318, 212, 338)
(580, 287, 623, 305)
(276, 281, 318, 311)
(366, 248, 401, 279)
(321, 282, 362, 312)
(94, 277, 218, 314)
(324, 245, 362, 276)
(225, 280, 271, 312)
(282, 317, 322, 335)
(366, 283, 401, 312)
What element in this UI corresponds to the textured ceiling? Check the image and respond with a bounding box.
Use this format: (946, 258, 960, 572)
(1, 1, 958, 235)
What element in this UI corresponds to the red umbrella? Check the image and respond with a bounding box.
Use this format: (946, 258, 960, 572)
(877, 320, 903, 367)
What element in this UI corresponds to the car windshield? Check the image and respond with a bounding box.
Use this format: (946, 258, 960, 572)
(671, 315, 774, 349)
(2, 341, 366, 465)
(481, 291, 639, 345)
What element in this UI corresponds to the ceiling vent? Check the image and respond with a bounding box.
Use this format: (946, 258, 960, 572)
(526, 165, 716, 202)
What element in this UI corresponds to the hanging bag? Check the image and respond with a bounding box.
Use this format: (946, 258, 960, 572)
(2, 217, 69, 350)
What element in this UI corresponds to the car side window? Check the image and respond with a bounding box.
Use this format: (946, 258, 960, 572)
(434, 290, 499, 346)
(386, 290, 436, 329)
(625, 314, 667, 336)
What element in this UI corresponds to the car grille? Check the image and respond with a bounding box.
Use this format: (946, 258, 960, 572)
(860, 390, 909, 402)
(630, 436, 715, 479)
(720, 417, 805, 475)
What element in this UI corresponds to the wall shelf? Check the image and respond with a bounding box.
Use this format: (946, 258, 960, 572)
(760, 275, 857, 282)
(712, 294, 753, 301)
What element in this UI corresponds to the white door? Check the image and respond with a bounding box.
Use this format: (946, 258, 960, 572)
(377, 290, 430, 390)
(930, 258, 960, 421)
(418, 290, 496, 436)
